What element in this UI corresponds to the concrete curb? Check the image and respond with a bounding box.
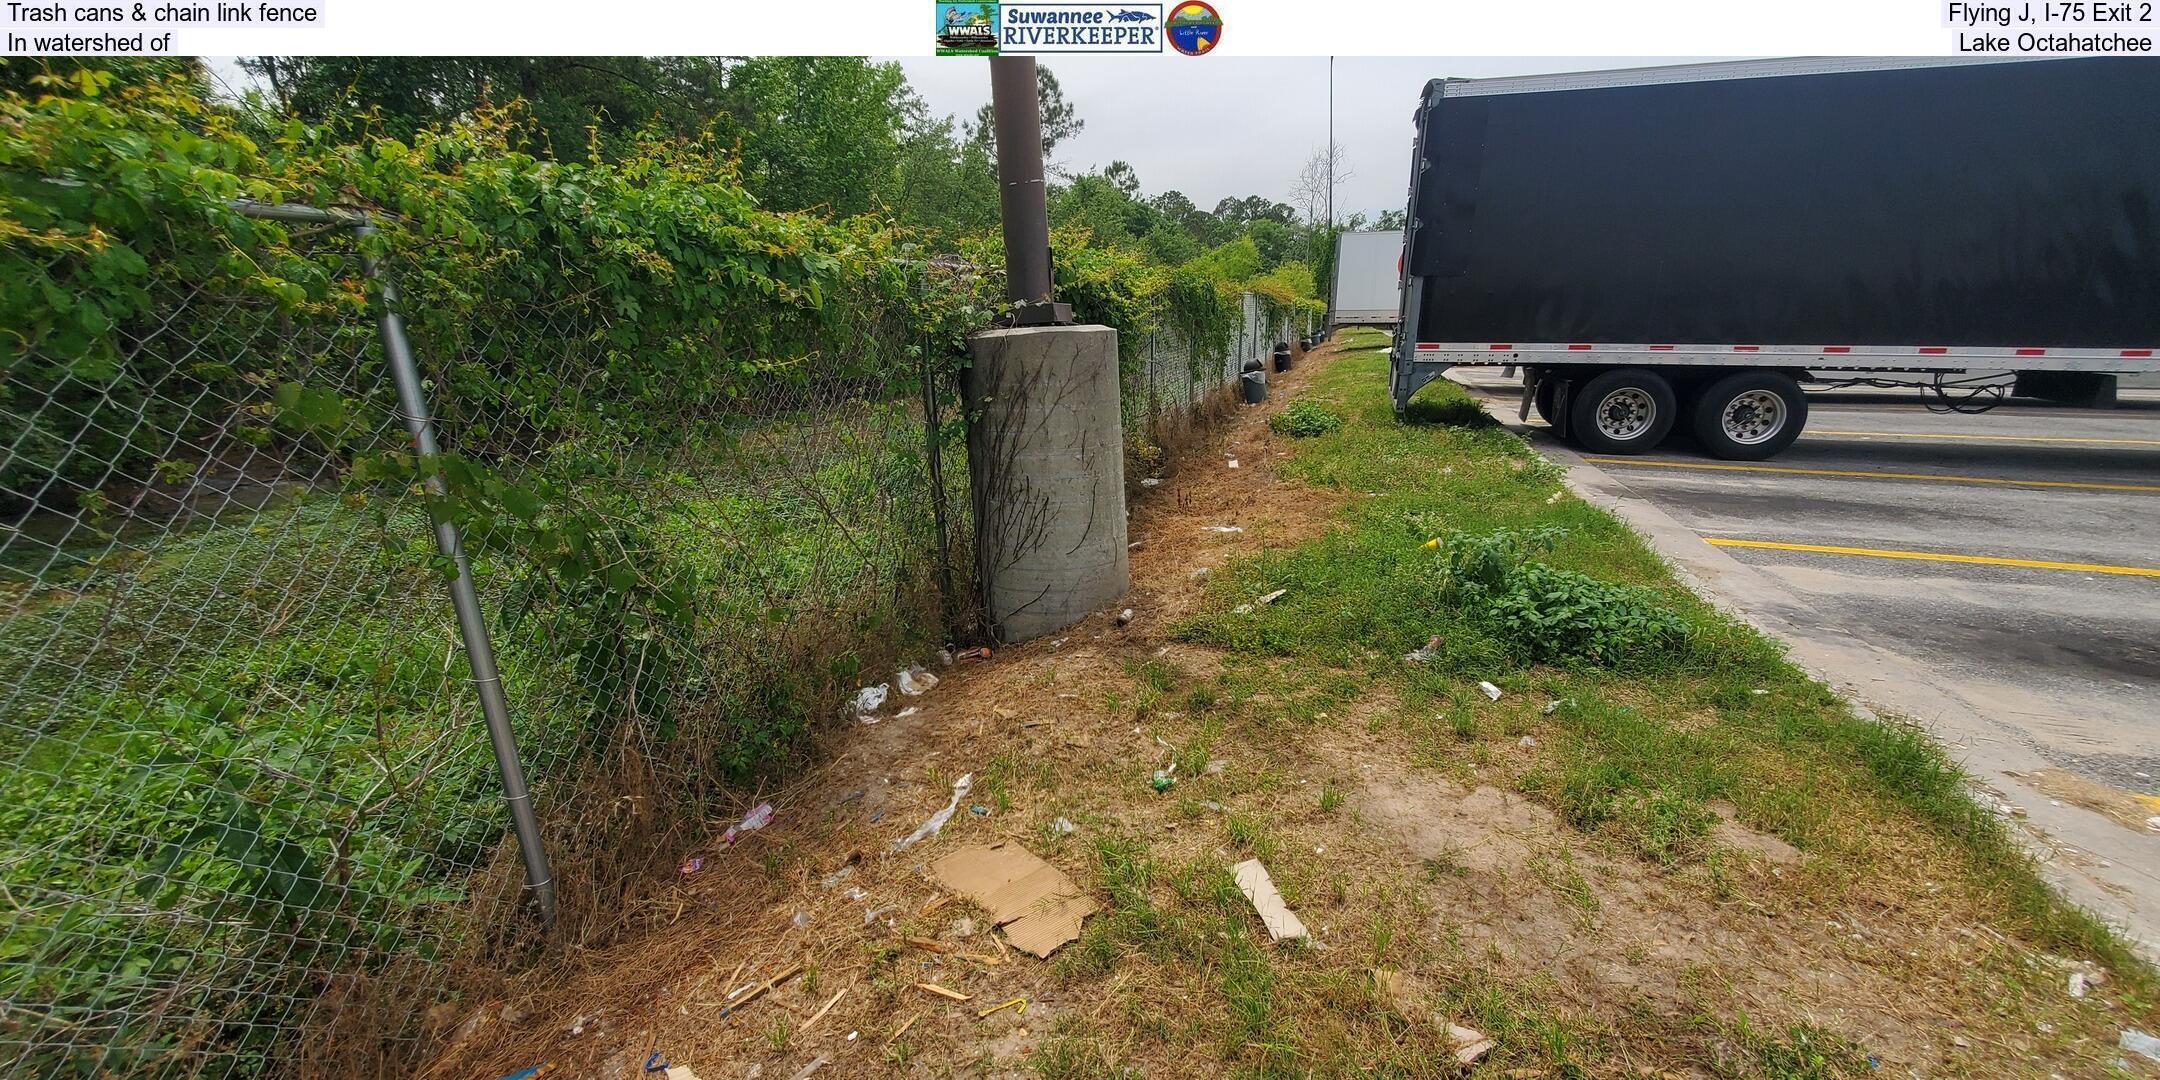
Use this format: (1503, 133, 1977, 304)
(1452, 373, 2160, 959)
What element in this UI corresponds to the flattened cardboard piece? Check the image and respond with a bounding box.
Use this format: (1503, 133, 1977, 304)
(929, 843, 1097, 958)
(1231, 858, 1308, 941)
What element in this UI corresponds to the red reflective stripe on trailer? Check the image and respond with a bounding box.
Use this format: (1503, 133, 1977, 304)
(1731, 345, 1760, 352)
(1918, 347, 1949, 354)
(1821, 346, 1851, 353)
(1415, 343, 1442, 352)
(1567, 344, 1592, 350)
(1649, 344, 1675, 351)
(2016, 348, 2046, 356)
(1488, 343, 1513, 350)
(2123, 349, 2154, 358)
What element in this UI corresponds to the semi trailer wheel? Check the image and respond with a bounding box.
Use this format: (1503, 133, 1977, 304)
(1567, 368, 1676, 454)
(1690, 371, 1807, 460)
(1532, 376, 1559, 425)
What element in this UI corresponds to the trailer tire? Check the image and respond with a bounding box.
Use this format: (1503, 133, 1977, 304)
(1691, 371, 1807, 460)
(1567, 369, 1676, 455)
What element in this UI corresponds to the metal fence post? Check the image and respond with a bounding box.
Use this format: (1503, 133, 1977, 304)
(356, 220, 558, 926)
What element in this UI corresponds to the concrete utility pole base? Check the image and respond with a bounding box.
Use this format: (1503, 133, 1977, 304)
(967, 324, 1129, 643)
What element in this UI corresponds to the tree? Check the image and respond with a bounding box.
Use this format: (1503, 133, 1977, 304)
(1290, 141, 1354, 226)
(1376, 208, 1407, 231)
(1103, 159, 1140, 197)
(968, 64, 1083, 167)
(1212, 195, 1296, 228)
(239, 57, 912, 217)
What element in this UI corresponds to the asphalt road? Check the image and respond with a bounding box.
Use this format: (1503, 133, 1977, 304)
(1452, 369, 2160, 791)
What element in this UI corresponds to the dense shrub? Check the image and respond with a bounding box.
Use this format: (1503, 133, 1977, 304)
(1438, 528, 1690, 667)
(1268, 400, 1343, 438)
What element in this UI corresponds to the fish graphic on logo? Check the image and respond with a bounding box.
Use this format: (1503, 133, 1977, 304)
(1166, 1, 1221, 55)
(1108, 8, 1153, 20)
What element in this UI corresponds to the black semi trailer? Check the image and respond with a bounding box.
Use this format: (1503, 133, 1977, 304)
(1389, 57, 2160, 459)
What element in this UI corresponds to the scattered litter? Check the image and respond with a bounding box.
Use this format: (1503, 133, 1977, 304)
(969, 804, 990, 815)
(1127, 540, 1144, 551)
(1115, 608, 1135, 627)
(895, 774, 972, 850)
(850, 684, 889, 716)
(1541, 699, 1572, 715)
(2147, 816, 2160, 832)
(791, 910, 813, 929)
(722, 803, 774, 845)
(1189, 567, 1212, 579)
(1232, 603, 1254, 615)
(898, 666, 940, 696)
(846, 1032, 857, 1042)
(1151, 761, 1178, 792)
(644, 1052, 671, 1074)
(787, 1056, 830, 1080)
(842, 887, 867, 901)
(862, 905, 897, 925)
(937, 648, 954, 667)
(2122, 1029, 2160, 1062)
(1477, 681, 1503, 701)
(915, 982, 972, 1002)
(978, 997, 1028, 1020)
(499, 1067, 558, 1080)
(1227, 458, 1240, 469)
(678, 857, 705, 877)
(1204, 759, 1227, 775)
(1403, 636, 1443, 664)
(1232, 859, 1308, 941)
(869, 809, 886, 823)
(1519, 735, 1538, 749)
(930, 842, 1100, 958)
(1750, 688, 1769, 696)
(1050, 816, 1077, 836)
(1207, 525, 1245, 534)
(662, 1068, 700, 1080)
(1374, 970, 1493, 1066)
(956, 646, 993, 663)
(1421, 537, 1440, 550)
(1140, 477, 1162, 487)
(897, 706, 920, 719)
(2070, 971, 2092, 998)
(1256, 589, 1288, 605)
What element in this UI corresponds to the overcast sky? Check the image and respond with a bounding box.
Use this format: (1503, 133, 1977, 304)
(893, 57, 1726, 221)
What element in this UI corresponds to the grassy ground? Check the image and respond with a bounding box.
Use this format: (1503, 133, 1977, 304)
(426, 332, 2160, 1079)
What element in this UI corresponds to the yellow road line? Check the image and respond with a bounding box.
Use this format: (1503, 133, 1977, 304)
(1704, 538, 2160, 578)
(1580, 456, 2160, 494)
(1810, 429, 2160, 447)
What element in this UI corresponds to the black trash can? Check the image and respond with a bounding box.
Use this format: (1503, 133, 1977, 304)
(1240, 370, 1267, 404)
(1273, 342, 1292, 372)
(1241, 355, 1264, 374)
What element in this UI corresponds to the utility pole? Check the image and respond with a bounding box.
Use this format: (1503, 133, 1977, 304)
(988, 57, 1069, 323)
(966, 56, 1126, 643)
(1327, 56, 1335, 231)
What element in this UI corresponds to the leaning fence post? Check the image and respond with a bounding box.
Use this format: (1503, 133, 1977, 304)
(356, 220, 558, 926)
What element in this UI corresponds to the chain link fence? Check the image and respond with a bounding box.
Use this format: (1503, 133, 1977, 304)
(0, 203, 987, 1076)
(1121, 292, 1304, 476)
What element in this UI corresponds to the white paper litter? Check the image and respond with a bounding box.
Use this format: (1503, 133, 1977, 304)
(1477, 681, 1502, 701)
(1232, 858, 1309, 942)
(894, 773, 972, 850)
(897, 666, 940, 696)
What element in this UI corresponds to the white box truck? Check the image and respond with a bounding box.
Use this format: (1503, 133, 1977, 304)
(1389, 57, 2160, 460)
(1329, 229, 1404, 327)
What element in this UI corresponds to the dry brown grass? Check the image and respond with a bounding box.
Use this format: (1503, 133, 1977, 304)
(382, 338, 2156, 1080)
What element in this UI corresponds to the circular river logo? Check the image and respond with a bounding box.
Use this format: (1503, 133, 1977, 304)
(1167, 1, 1222, 55)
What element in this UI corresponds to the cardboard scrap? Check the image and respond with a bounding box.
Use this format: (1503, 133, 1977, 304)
(929, 843, 1098, 958)
(1374, 968, 1493, 1066)
(1231, 858, 1308, 942)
